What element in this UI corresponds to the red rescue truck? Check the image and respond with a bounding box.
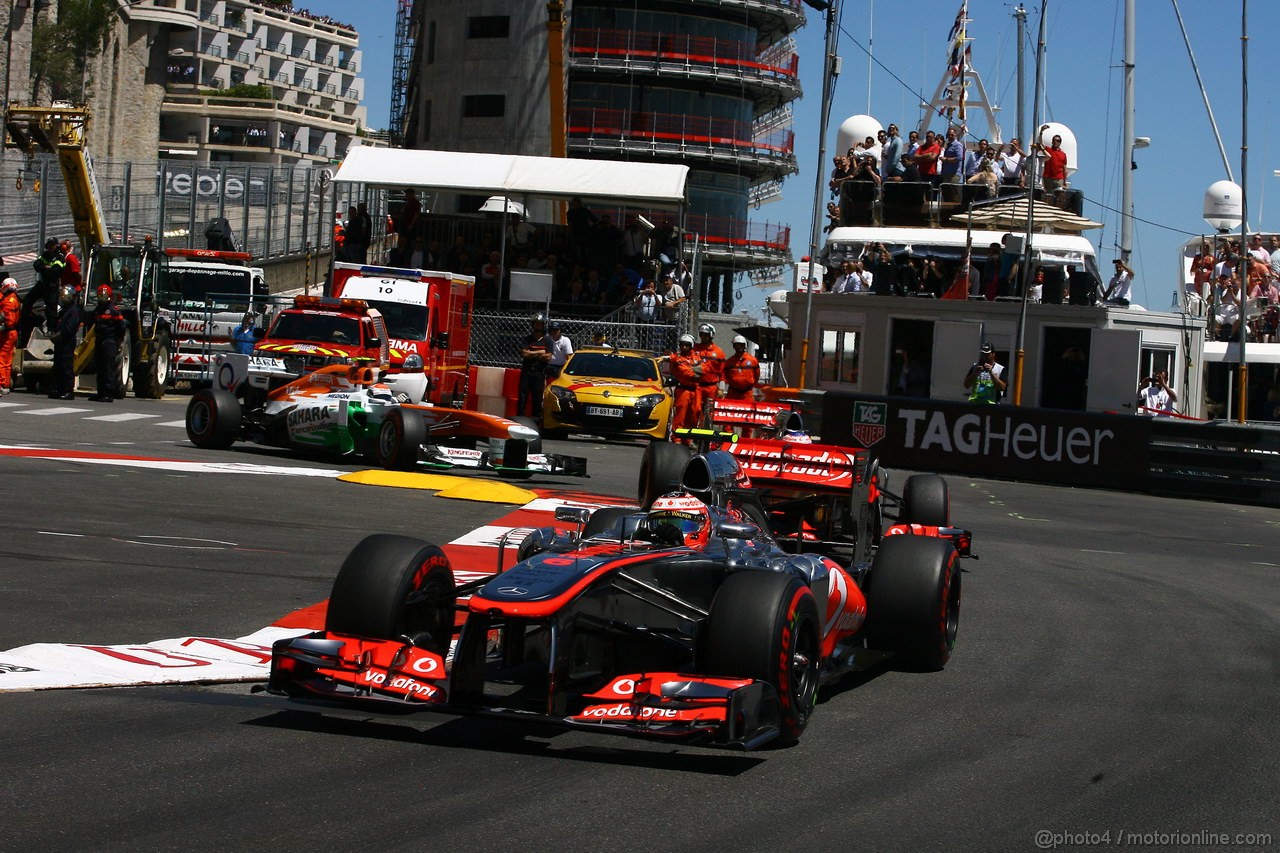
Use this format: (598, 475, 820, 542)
(329, 262, 474, 405)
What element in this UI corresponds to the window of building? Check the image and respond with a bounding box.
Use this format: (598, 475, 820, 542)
(1140, 346, 1175, 386)
(467, 16, 509, 39)
(426, 21, 436, 64)
(420, 99, 431, 141)
(462, 94, 505, 119)
(819, 327, 861, 386)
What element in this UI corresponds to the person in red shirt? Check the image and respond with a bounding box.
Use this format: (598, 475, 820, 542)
(722, 335, 760, 401)
(668, 334, 704, 438)
(1035, 126, 1068, 207)
(692, 322, 725, 403)
(911, 130, 943, 186)
(59, 240, 82, 291)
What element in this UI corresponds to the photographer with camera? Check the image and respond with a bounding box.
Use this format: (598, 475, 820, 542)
(1138, 370, 1177, 416)
(963, 342, 1006, 404)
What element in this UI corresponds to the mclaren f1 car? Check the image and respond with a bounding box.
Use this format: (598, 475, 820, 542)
(184, 355, 586, 478)
(266, 445, 972, 749)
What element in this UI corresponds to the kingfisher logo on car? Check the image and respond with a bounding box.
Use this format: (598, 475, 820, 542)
(852, 401, 887, 447)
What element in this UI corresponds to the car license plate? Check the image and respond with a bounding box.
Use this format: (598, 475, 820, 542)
(586, 405, 624, 417)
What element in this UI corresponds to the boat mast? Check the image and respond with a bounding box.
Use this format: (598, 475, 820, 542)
(1014, 5, 1027, 145)
(1120, 0, 1135, 266)
(1237, 0, 1249, 423)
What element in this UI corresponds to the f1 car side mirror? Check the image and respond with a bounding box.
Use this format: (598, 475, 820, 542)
(554, 506, 591, 525)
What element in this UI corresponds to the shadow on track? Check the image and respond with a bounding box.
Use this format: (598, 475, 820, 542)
(242, 709, 766, 776)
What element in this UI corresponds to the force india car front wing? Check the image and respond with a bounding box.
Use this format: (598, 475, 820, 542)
(423, 445, 588, 478)
(267, 633, 784, 749)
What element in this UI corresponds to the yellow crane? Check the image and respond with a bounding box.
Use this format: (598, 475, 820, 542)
(4, 104, 173, 397)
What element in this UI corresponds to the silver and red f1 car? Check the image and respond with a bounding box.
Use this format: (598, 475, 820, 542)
(266, 443, 973, 749)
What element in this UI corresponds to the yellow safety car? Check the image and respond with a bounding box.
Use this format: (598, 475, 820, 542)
(542, 346, 672, 440)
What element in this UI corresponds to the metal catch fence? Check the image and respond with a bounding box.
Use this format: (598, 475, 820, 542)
(470, 308, 679, 369)
(0, 151, 385, 285)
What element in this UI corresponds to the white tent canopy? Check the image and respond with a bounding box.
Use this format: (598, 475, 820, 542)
(333, 147, 689, 210)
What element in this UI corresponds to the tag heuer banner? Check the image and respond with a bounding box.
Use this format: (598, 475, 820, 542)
(820, 392, 1150, 488)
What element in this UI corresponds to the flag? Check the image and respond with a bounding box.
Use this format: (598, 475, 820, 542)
(946, 4, 965, 43)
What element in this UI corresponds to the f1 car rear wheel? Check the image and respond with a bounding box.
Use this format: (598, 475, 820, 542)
(374, 409, 425, 471)
(700, 571, 821, 745)
(902, 473, 949, 527)
(861, 535, 960, 670)
(638, 441, 693, 508)
(185, 388, 241, 449)
(326, 534, 456, 652)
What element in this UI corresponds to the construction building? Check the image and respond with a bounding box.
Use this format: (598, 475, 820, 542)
(401, 0, 803, 312)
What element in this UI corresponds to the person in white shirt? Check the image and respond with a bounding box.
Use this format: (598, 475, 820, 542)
(1105, 258, 1134, 302)
(1246, 233, 1269, 263)
(1138, 370, 1177, 415)
(546, 321, 574, 379)
(997, 138, 1025, 186)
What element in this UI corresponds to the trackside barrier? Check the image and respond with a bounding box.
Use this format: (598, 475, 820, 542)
(813, 391, 1280, 508)
(1146, 419, 1280, 507)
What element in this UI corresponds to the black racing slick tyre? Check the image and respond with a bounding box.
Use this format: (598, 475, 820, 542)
(511, 416, 543, 453)
(638, 440, 693, 508)
(185, 388, 241, 449)
(325, 534, 456, 653)
(701, 571, 821, 745)
(902, 473, 949, 527)
(134, 331, 170, 399)
(862, 535, 960, 670)
(374, 409, 425, 471)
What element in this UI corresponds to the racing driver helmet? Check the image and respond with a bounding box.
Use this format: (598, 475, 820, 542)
(1, 277, 17, 294)
(647, 492, 711, 548)
(97, 284, 113, 302)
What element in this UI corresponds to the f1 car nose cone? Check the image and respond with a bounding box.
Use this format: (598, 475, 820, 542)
(508, 424, 539, 441)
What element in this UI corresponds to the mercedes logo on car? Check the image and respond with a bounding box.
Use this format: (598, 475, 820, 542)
(498, 586, 529, 596)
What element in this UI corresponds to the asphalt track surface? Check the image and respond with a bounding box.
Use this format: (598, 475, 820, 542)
(1, 391, 1277, 852)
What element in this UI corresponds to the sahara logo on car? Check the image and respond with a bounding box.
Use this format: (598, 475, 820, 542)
(286, 406, 334, 435)
(852, 401, 887, 447)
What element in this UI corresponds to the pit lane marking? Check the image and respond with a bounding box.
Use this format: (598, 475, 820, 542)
(1007, 512, 1050, 522)
(112, 535, 240, 550)
(1079, 549, 1124, 554)
(157, 421, 187, 428)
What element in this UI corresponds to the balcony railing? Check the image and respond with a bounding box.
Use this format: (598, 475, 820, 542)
(567, 107, 794, 161)
(594, 207, 792, 254)
(202, 44, 224, 58)
(570, 27, 799, 84)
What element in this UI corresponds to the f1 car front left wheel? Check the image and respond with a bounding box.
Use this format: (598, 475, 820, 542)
(638, 441, 693, 508)
(902, 473, 949, 527)
(862, 535, 960, 670)
(325, 534, 457, 653)
(374, 409, 426, 471)
(185, 388, 241, 449)
(700, 571, 821, 746)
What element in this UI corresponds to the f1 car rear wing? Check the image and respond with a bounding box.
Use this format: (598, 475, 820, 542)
(724, 437, 870, 494)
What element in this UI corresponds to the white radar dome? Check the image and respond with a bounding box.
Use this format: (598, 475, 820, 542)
(1035, 122, 1078, 177)
(836, 115, 883, 158)
(767, 289, 792, 320)
(1203, 180, 1243, 233)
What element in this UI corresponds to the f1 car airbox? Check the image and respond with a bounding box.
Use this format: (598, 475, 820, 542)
(681, 450, 745, 498)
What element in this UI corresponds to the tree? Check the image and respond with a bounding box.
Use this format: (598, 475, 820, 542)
(30, 0, 117, 102)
